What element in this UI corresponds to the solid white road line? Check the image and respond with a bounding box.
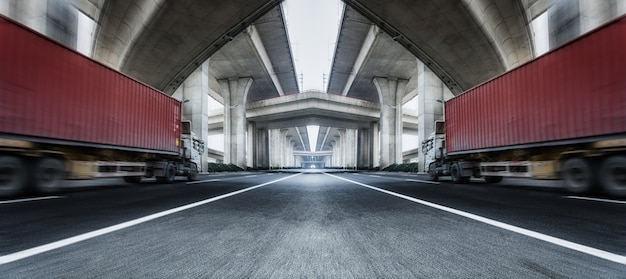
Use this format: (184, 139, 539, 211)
(0, 196, 63, 205)
(187, 179, 221, 185)
(565, 196, 626, 205)
(0, 173, 302, 265)
(405, 179, 440, 185)
(325, 173, 626, 265)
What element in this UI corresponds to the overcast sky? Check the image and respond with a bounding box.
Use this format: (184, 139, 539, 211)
(283, 0, 343, 92)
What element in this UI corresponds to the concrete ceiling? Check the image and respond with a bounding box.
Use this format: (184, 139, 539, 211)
(93, 0, 284, 94)
(208, 5, 298, 103)
(327, 6, 418, 103)
(335, 0, 533, 96)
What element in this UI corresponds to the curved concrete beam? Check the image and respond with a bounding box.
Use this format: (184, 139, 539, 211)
(93, 0, 165, 69)
(461, 0, 533, 70)
(341, 0, 527, 93)
(94, 0, 283, 93)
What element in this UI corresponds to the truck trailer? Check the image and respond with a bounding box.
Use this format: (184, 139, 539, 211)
(423, 15, 626, 197)
(0, 15, 203, 197)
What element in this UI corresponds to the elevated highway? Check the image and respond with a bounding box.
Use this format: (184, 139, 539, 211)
(2, 0, 623, 170)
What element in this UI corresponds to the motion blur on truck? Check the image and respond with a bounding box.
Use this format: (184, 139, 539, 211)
(423, 15, 626, 197)
(0, 15, 204, 197)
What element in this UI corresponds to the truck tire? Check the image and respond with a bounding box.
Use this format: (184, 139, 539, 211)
(156, 163, 176, 184)
(187, 163, 198, 182)
(484, 176, 503, 183)
(32, 157, 65, 194)
(428, 162, 439, 182)
(599, 156, 626, 197)
(561, 157, 595, 194)
(450, 163, 470, 184)
(0, 156, 27, 197)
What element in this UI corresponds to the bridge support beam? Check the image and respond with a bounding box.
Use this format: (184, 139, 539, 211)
(417, 60, 453, 172)
(220, 77, 253, 168)
(374, 77, 407, 169)
(357, 128, 371, 169)
(178, 61, 210, 172)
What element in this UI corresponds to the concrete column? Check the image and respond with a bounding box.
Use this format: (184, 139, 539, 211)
(255, 128, 269, 169)
(220, 77, 253, 168)
(374, 77, 407, 168)
(417, 60, 453, 172)
(247, 122, 255, 169)
(3, 0, 77, 49)
(371, 122, 380, 169)
(344, 129, 357, 169)
(357, 128, 370, 169)
(181, 61, 210, 172)
(339, 129, 347, 168)
(269, 129, 281, 168)
(579, 0, 626, 33)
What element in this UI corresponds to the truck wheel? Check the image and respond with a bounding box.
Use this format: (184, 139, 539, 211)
(561, 157, 595, 194)
(160, 163, 176, 184)
(450, 163, 469, 183)
(32, 157, 65, 194)
(0, 156, 27, 197)
(484, 176, 503, 183)
(599, 156, 626, 197)
(187, 163, 198, 181)
(123, 176, 142, 183)
(428, 162, 439, 182)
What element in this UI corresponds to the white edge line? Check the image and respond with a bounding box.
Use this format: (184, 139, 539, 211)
(0, 173, 302, 265)
(325, 173, 626, 265)
(0, 196, 63, 205)
(405, 179, 440, 185)
(565, 196, 626, 205)
(187, 179, 221, 185)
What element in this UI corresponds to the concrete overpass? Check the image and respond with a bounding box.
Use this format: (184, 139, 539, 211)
(2, 0, 624, 170)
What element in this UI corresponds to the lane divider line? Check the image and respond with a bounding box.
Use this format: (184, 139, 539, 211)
(187, 179, 221, 185)
(325, 173, 626, 265)
(0, 196, 63, 205)
(405, 179, 440, 185)
(0, 173, 302, 265)
(565, 196, 626, 205)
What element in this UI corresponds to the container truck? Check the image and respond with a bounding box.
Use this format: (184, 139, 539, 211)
(0, 15, 204, 197)
(422, 15, 626, 197)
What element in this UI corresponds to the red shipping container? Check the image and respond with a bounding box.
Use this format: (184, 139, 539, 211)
(0, 15, 180, 154)
(446, 15, 626, 155)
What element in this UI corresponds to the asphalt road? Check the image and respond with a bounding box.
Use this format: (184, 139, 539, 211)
(1, 171, 625, 278)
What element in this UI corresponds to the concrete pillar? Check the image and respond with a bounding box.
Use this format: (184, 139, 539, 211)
(579, 0, 626, 33)
(220, 77, 253, 168)
(417, 60, 454, 172)
(2, 0, 77, 49)
(269, 129, 281, 168)
(339, 129, 347, 168)
(344, 129, 357, 169)
(357, 128, 371, 169)
(371, 122, 380, 169)
(255, 128, 269, 169)
(181, 61, 210, 172)
(247, 122, 255, 169)
(280, 129, 289, 168)
(374, 77, 407, 168)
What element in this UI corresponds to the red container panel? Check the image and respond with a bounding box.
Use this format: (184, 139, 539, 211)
(446, 16, 626, 154)
(0, 16, 180, 154)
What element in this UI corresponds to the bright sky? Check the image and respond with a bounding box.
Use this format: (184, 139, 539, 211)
(284, 0, 343, 152)
(283, 0, 343, 92)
